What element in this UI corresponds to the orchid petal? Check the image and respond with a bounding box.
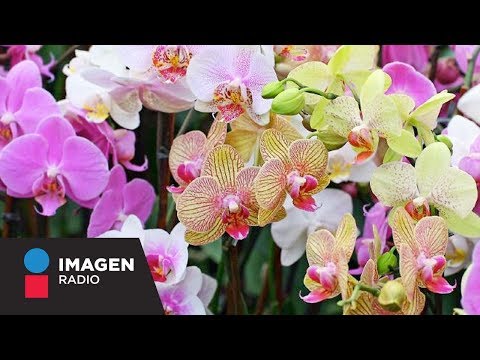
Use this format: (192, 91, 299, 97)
(201, 145, 243, 190)
(324, 96, 362, 138)
(254, 158, 287, 210)
(289, 139, 328, 179)
(259, 129, 290, 163)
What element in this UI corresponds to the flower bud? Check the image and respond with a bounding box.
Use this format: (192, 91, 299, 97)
(377, 249, 398, 276)
(271, 88, 305, 115)
(436, 58, 461, 85)
(262, 81, 285, 99)
(316, 129, 347, 151)
(378, 280, 406, 312)
(436, 135, 453, 152)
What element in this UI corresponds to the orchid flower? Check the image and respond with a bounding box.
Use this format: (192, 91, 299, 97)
(61, 101, 148, 172)
(225, 113, 302, 164)
(458, 84, 480, 124)
(186, 46, 277, 124)
(461, 242, 480, 314)
(177, 145, 262, 244)
(63, 46, 128, 77)
(272, 189, 353, 266)
(0, 60, 60, 150)
(371, 142, 480, 237)
(392, 208, 456, 300)
(156, 266, 217, 315)
(350, 202, 391, 275)
(324, 69, 421, 162)
(87, 165, 155, 237)
(4, 45, 55, 81)
(444, 115, 480, 215)
(274, 45, 309, 62)
(345, 260, 425, 315)
(254, 128, 329, 213)
(381, 45, 431, 72)
(98, 215, 189, 286)
(327, 143, 377, 183)
(0, 115, 109, 215)
(455, 45, 480, 80)
(300, 213, 357, 303)
(167, 120, 227, 195)
(445, 234, 477, 276)
(434, 57, 463, 92)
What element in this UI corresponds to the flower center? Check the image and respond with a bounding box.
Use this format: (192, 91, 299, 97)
(1, 112, 15, 125)
(0, 124, 12, 142)
(147, 254, 172, 283)
(347, 125, 376, 163)
(151, 45, 192, 83)
(404, 196, 430, 221)
(275, 45, 308, 62)
(221, 194, 250, 240)
(307, 262, 338, 292)
(416, 252, 447, 283)
(84, 99, 109, 123)
(286, 170, 318, 199)
(213, 80, 248, 123)
(164, 305, 174, 315)
(47, 166, 59, 178)
(328, 154, 352, 182)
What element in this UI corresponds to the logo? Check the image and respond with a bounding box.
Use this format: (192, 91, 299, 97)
(24, 248, 50, 299)
(0, 238, 163, 314)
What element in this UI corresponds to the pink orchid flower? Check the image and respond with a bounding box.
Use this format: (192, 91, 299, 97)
(455, 45, 480, 76)
(300, 214, 357, 303)
(63, 103, 148, 172)
(461, 242, 480, 314)
(167, 120, 227, 195)
(392, 208, 456, 300)
(87, 165, 155, 237)
(0, 60, 60, 150)
(382, 45, 431, 72)
(0, 115, 109, 216)
(4, 45, 55, 81)
(186, 46, 277, 124)
(143, 222, 188, 285)
(383, 62, 436, 108)
(350, 202, 391, 275)
(156, 266, 217, 315)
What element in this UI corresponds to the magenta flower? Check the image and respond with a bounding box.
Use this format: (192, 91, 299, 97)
(461, 242, 480, 314)
(156, 266, 217, 315)
(186, 46, 277, 124)
(382, 45, 431, 72)
(4, 45, 55, 81)
(0, 60, 60, 150)
(383, 62, 436, 107)
(455, 45, 480, 75)
(434, 57, 463, 92)
(87, 165, 155, 237)
(350, 202, 391, 275)
(0, 115, 109, 215)
(64, 104, 148, 171)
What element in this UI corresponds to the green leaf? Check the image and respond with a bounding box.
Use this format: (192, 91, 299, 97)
(386, 129, 422, 158)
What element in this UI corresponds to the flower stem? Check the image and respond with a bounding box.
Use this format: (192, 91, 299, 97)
(176, 108, 195, 137)
(337, 282, 380, 308)
(428, 46, 441, 82)
(223, 235, 247, 315)
(284, 78, 338, 100)
(156, 112, 175, 230)
(462, 45, 480, 91)
(210, 250, 225, 314)
(255, 264, 269, 315)
(268, 239, 284, 313)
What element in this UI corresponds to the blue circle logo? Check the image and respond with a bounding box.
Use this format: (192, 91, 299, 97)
(24, 248, 50, 273)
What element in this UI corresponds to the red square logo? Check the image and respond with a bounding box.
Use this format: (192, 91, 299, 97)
(25, 275, 48, 299)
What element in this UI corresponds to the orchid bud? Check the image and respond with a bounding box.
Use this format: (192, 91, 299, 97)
(262, 81, 285, 99)
(378, 280, 407, 312)
(436, 135, 453, 152)
(316, 129, 347, 151)
(271, 88, 305, 115)
(377, 248, 398, 276)
(436, 58, 461, 85)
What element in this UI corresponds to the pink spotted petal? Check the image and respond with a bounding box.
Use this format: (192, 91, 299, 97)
(384, 62, 436, 107)
(122, 179, 156, 224)
(14, 88, 61, 135)
(5, 60, 42, 112)
(225, 221, 250, 240)
(59, 137, 109, 201)
(0, 134, 48, 196)
(425, 276, 456, 294)
(87, 190, 123, 237)
(35, 116, 76, 164)
(299, 289, 331, 304)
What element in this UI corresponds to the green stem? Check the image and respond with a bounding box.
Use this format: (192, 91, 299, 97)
(300, 87, 338, 100)
(463, 45, 480, 90)
(306, 131, 319, 139)
(337, 282, 380, 308)
(176, 108, 195, 136)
